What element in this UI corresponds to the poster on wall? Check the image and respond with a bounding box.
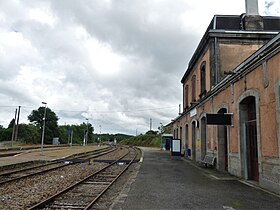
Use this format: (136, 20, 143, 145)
(171, 139, 181, 156)
(196, 139, 201, 150)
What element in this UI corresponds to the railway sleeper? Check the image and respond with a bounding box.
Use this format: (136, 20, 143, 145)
(68, 191, 102, 196)
(68, 189, 103, 195)
(51, 200, 88, 205)
(83, 181, 111, 185)
(95, 174, 116, 178)
(47, 203, 87, 209)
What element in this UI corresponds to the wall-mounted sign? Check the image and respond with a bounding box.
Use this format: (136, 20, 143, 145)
(206, 113, 233, 125)
(190, 108, 197, 117)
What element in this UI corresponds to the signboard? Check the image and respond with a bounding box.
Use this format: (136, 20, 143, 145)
(190, 108, 197, 117)
(171, 139, 181, 156)
(172, 139, 181, 152)
(206, 113, 232, 125)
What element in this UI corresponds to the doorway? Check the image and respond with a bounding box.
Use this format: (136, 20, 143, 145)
(201, 117, 207, 161)
(240, 96, 259, 181)
(185, 124, 189, 157)
(192, 121, 196, 160)
(217, 108, 228, 171)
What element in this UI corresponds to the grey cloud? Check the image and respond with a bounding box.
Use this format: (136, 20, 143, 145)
(3, 0, 275, 134)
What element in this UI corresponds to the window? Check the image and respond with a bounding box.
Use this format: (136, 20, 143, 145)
(278, 85, 280, 104)
(191, 75, 196, 102)
(185, 85, 189, 109)
(200, 62, 206, 98)
(180, 127, 182, 140)
(277, 84, 280, 111)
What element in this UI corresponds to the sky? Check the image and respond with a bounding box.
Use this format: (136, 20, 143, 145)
(0, 0, 279, 135)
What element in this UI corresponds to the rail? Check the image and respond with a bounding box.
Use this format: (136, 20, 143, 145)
(0, 146, 117, 185)
(28, 146, 138, 210)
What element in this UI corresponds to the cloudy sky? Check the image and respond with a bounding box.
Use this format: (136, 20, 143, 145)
(0, 0, 279, 135)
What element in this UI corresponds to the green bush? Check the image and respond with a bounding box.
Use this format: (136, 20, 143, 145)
(119, 131, 161, 147)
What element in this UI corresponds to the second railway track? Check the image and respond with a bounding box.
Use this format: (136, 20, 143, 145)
(0, 146, 117, 185)
(28, 146, 138, 210)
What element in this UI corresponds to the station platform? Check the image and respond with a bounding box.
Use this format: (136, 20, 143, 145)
(111, 147, 280, 209)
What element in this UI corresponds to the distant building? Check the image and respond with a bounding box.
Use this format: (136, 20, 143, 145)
(171, 8, 280, 193)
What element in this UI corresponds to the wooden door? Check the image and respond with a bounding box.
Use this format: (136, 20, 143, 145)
(248, 120, 258, 181)
(247, 98, 258, 181)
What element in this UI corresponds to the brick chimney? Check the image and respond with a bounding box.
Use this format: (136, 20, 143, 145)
(242, 0, 264, 30)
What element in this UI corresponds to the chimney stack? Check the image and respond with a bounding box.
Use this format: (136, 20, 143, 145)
(242, 0, 263, 30)
(245, 0, 259, 15)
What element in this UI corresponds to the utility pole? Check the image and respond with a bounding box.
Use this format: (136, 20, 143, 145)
(86, 118, 89, 146)
(150, 118, 152, 131)
(14, 106, 21, 142)
(83, 130, 86, 146)
(41, 102, 47, 154)
(99, 125, 102, 145)
(70, 130, 73, 147)
(11, 108, 18, 147)
(159, 122, 163, 150)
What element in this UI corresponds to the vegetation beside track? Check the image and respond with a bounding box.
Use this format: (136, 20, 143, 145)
(119, 130, 161, 147)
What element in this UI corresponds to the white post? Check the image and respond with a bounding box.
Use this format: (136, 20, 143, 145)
(70, 130, 73, 147)
(86, 118, 89, 146)
(41, 102, 47, 154)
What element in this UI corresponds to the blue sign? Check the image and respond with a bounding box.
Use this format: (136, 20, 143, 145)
(66, 130, 71, 135)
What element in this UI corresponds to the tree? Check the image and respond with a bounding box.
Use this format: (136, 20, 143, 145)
(18, 124, 40, 144)
(145, 130, 158, 135)
(8, 119, 15, 129)
(58, 122, 94, 145)
(0, 128, 12, 142)
(28, 107, 59, 144)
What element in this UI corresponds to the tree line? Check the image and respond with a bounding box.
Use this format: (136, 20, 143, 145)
(0, 106, 97, 145)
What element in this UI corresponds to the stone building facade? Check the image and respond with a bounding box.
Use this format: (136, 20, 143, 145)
(171, 14, 280, 194)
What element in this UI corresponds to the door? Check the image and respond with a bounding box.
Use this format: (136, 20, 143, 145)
(224, 125, 228, 171)
(240, 96, 259, 181)
(246, 120, 258, 181)
(192, 122, 196, 160)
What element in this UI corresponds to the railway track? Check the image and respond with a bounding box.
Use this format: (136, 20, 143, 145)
(0, 146, 117, 185)
(28, 146, 138, 210)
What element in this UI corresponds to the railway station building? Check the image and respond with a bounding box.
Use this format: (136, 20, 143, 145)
(170, 7, 280, 193)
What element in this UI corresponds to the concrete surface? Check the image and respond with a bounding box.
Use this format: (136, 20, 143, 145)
(115, 147, 280, 210)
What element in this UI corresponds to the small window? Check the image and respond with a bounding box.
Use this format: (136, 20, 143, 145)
(191, 75, 196, 102)
(200, 62, 206, 98)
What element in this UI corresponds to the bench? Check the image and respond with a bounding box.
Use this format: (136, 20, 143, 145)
(201, 154, 216, 167)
